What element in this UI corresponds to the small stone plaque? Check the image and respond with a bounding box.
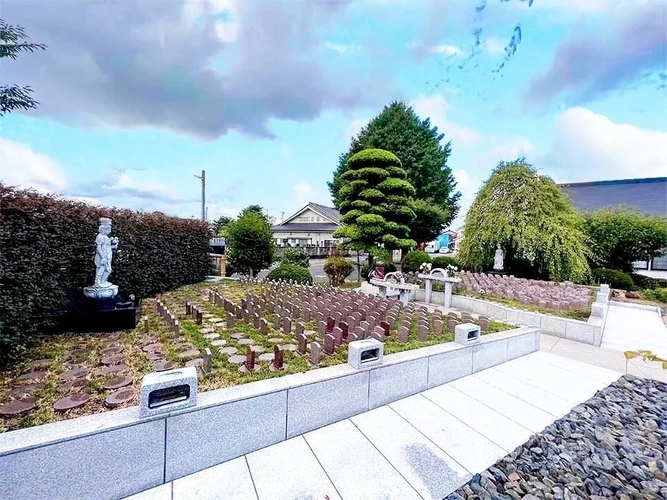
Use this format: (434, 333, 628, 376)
(100, 346, 124, 356)
(153, 361, 177, 372)
(105, 387, 138, 408)
(100, 364, 129, 376)
(228, 355, 246, 364)
(58, 378, 88, 392)
(101, 354, 126, 365)
(59, 368, 88, 380)
(179, 349, 200, 360)
(211, 339, 227, 347)
(54, 393, 91, 412)
(103, 375, 133, 390)
(16, 371, 47, 382)
(9, 383, 44, 398)
(0, 397, 37, 417)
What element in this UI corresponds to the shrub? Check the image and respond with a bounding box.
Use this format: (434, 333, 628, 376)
(0, 184, 211, 363)
(432, 256, 459, 270)
(401, 251, 432, 273)
(324, 256, 355, 286)
(280, 247, 309, 268)
(630, 273, 667, 290)
(591, 268, 635, 290)
(643, 288, 667, 303)
(226, 209, 275, 277)
(266, 264, 313, 285)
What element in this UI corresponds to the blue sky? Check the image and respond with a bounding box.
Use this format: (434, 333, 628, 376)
(1, 0, 665, 227)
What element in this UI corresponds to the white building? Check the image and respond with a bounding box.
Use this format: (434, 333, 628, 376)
(272, 202, 343, 248)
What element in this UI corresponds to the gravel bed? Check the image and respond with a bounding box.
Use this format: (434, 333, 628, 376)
(445, 375, 667, 500)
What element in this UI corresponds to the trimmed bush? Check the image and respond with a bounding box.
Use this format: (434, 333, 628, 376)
(401, 251, 432, 273)
(591, 268, 635, 290)
(643, 288, 667, 303)
(266, 264, 313, 285)
(324, 256, 355, 286)
(630, 273, 667, 290)
(0, 184, 211, 363)
(432, 256, 459, 270)
(280, 247, 309, 269)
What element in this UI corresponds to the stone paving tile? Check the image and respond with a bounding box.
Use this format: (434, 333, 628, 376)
(422, 384, 533, 453)
(472, 368, 573, 418)
(246, 436, 340, 500)
(172, 456, 257, 500)
(305, 419, 422, 500)
(528, 350, 622, 384)
(447, 376, 555, 434)
(351, 405, 471, 500)
(390, 394, 506, 474)
(123, 483, 172, 500)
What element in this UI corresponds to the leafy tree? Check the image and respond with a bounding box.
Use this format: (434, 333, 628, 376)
(212, 215, 233, 236)
(334, 148, 416, 266)
(324, 256, 355, 286)
(329, 101, 460, 226)
(240, 204, 275, 225)
(410, 199, 449, 245)
(226, 210, 275, 277)
(280, 247, 310, 268)
(458, 158, 591, 282)
(583, 208, 667, 272)
(0, 19, 46, 116)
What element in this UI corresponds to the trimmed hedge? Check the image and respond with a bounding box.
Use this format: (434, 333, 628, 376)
(266, 264, 313, 285)
(591, 268, 635, 290)
(0, 185, 211, 362)
(401, 251, 432, 273)
(630, 273, 667, 290)
(279, 247, 310, 269)
(432, 255, 459, 269)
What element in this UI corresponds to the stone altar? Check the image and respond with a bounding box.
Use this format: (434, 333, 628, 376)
(418, 268, 461, 308)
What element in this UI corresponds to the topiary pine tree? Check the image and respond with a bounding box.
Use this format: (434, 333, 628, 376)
(329, 101, 460, 226)
(334, 148, 416, 265)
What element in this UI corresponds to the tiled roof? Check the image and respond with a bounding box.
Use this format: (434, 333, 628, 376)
(308, 202, 340, 224)
(272, 223, 340, 232)
(560, 177, 667, 217)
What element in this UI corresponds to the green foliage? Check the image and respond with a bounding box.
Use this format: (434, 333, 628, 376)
(0, 19, 47, 116)
(630, 273, 667, 290)
(401, 251, 432, 273)
(591, 268, 635, 290)
(642, 288, 667, 303)
(266, 264, 313, 285)
(624, 350, 667, 370)
(226, 210, 275, 277)
(333, 148, 416, 252)
(458, 158, 591, 282)
(0, 184, 211, 363)
(411, 199, 449, 244)
(583, 208, 667, 272)
(279, 247, 309, 268)
(211, 215, 233, 237)
(323, 256, 355, 286)
(329, 101, 460, 225)
(432, 255, 459, 269)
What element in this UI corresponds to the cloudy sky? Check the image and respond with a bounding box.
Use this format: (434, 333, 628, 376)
(1, 0, 665, 226)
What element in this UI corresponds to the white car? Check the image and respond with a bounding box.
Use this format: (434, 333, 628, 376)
(438, 247, 451, 254)
(424, 241, 440, 253)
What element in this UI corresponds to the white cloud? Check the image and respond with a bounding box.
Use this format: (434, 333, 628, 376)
(482, 37, 506, 56)
(432, 44, 462, 56)
(408, 41, 462, 57)
(344, 118, 367, 141)
(324, 42, 360, 54)
(542, 107, 667, 182)
(0, 138, 70, 193)
(411, 94, 481, 148)
(184, 0, 239, 43)
(292, 181, 315, 207)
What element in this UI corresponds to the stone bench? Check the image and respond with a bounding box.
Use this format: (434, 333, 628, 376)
(370, 272, 419, 305)
(418, 269, 461, 308)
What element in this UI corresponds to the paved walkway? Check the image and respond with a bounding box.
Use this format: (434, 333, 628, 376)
(126, 352, 621, 500)
(600, 303, 667, 358)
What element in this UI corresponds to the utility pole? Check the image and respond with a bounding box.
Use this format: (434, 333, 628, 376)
(281, 211, 285, 223)
(194, 170, 205, 221)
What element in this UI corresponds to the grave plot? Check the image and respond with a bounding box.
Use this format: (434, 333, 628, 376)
(0, 279, 513, 431)
(457, 271, 594, 319)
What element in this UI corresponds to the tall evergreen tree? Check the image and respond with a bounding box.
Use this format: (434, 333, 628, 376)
(329, 101, 461, 225)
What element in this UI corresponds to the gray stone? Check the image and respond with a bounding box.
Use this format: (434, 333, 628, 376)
(347, 338, 384, 370)
(139, 366, 198, 418)
(454, 323, 480, 345)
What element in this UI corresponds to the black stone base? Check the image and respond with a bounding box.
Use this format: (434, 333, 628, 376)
(67, 295, 137, 333)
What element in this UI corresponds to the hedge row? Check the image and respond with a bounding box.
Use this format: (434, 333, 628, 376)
(0, 184, 211, 362)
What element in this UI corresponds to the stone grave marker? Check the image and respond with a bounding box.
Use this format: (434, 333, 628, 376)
(282, 317, 292, 335)
(309, 342, 322, 366)
(479, 316, 490, 332)
(270, 346, 285, 372)
(398, 326, 409, 343)
(297, 333, 308, 355)
(417, 324, 429, 342)
(332, 327, 343, 347)
(274, 313, 282, 331)
(324, 334, 336, 355)
(338, 321, 349, 341)
(447, 318, 458, 333)
(433, 319, 443, 336)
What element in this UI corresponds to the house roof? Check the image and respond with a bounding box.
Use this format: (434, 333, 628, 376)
(559, 177, 667, 217)
(280, 202, 341, 225)
(272, 223, 340, 233)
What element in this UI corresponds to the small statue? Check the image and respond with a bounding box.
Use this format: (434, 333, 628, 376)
(84, 217, 119, 299)
(493, 245, 504, 271)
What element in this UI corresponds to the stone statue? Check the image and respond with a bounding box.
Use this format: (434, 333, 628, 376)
(493, 246, 504, 271)
(84, 217, 119, 299)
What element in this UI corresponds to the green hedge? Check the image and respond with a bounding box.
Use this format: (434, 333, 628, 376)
(432, 256, 459, 269)
(0, 185, 211, 362)
(591, 268, 635, 290)
(401, 251, 432, 273)
(266, 264, 313, 285)
(279, 247, 309, 269)
(324, 256, 355, 286)
(630, 273, 667, 290)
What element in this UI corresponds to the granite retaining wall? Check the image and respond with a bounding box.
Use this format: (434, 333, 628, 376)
(0, 328, 539, 500)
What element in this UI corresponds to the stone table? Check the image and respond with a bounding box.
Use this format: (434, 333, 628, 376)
(418, 269, 461, 308)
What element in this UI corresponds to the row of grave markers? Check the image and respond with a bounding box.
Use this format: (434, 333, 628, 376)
(155, 300, 180, 334)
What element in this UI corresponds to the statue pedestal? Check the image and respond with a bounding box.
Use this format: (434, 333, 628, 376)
(83, 285, 119, 300)
(68, 292, 136, 333)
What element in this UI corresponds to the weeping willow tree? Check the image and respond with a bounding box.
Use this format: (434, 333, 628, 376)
(458, 158, 591, 282)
